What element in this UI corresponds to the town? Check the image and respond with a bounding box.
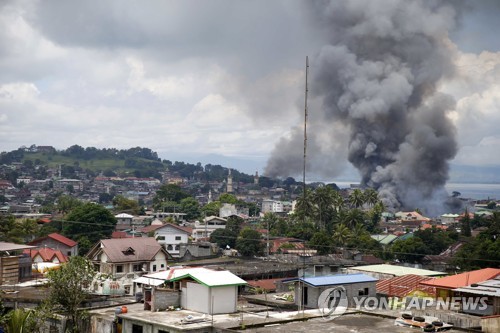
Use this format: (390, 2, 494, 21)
(0, 145, 498, 332)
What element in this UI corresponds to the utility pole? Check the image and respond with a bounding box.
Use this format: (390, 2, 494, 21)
(301, 56, 309, 316)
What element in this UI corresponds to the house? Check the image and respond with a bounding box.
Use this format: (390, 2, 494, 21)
(282, 273, 378, 308)
(151, 223, 192, 257)
(133, 266, 246, 314)
(28, 233, 78, 257)
(191, 216, 227, 241)
(24, 248, 68, 264)
(419, 268, 500, 300)
(395, 211, 431, 223)
(87, 237, 169, 295)
(114, 213, 134, 231)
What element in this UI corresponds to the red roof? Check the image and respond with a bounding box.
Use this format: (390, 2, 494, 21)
(47, 233, 77, 247)
(377, 274, 435, 297)
(246, 278, 281, 291)
(111, 231, 132, 239)
(420, 268, 500, 289)
(24, 248, 68, 263)
(28, 233, 77, 247)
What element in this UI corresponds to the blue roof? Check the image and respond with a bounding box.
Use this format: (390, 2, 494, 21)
(282, 273, 377, 287)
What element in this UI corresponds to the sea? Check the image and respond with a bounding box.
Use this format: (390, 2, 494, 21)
(333, 181, 500, 201)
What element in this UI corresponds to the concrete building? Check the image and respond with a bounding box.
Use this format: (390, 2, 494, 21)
(261, 199, 283, 213)
(283, 273, 378, 308)
(192, 216, 227, 241)
(152, 223, 191, 258)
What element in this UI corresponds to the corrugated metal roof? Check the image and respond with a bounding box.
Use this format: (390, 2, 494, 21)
(454, 277, 500, 296)
(134, 267, 247, 288)
(99, 237, 163, 263)
(283, 273, 377, 287)
(421, 268, 500, 289)
(376, 274, 436, 297)
(171, 270, 247, 287)
(351, 264, 444, 277)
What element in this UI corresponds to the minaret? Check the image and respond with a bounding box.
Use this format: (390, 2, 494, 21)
(254, 171, 259, 185)
(227, 168, 233, 193)
(208, 189, 212, 203)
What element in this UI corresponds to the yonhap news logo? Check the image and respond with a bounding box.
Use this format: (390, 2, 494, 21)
(317, 286, 348, 320)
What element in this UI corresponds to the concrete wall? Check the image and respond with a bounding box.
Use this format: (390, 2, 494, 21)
(152, 288, 180, 311)
(482, 315, 500, 333)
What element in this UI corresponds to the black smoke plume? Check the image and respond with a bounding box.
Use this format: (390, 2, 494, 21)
(266, 0, 464, 215)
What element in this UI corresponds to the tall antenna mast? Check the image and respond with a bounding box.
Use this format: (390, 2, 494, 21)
(303, 56, 309, 209)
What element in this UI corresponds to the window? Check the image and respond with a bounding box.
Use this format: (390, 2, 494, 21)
(153, 264, 157, 272)
(133, 264, 143, 272)
(175, 236, 181, 241)
(167, 245, 173, 251)
(116, 265, 123, 273)
(161, 264, 165, 269)
(174, 245, 179, 251)
(132, 324, 143, 333)
(358, 288, 369, 296)
(158, 330, 170, 333)
(156, 236, 165, 241)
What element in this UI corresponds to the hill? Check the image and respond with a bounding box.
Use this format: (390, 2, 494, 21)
(0, 145, 256, 184)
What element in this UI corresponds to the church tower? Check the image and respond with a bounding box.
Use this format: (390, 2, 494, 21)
(227, 168, 233, 193)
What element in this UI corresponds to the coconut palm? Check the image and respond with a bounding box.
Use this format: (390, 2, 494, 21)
(342, 208, 366, 229)
(332, 223, 351, 247)
(311, 186, 336, 230)
(363, 188, 379, 207)
(348, 189, 365, 208)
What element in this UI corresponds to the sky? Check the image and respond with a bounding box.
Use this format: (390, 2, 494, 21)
(1, 0, 500, 180)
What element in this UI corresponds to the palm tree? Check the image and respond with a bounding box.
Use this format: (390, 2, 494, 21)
(332, 223, 351, 247)
(363, 188, 379, 207)
(348, 189, 365, 208)
(294, 189, 315, 220)
(311, 186, 336, 230)
(342, 208, 366, 229)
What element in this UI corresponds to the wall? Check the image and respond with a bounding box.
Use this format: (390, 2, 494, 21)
(152, 288, 180, 311)
(482, 315, 500, 333)
(211, 286, 237, 314)
(294, 281, 377, 308)
(184, 282, 210, 314)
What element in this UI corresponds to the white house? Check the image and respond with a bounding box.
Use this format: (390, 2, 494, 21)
(134, 267, 246, 314)
(152, 223, 192, 257)
(192, 216, 227, 241)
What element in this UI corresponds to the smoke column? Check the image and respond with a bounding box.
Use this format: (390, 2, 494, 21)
(266, 0, 463, 215)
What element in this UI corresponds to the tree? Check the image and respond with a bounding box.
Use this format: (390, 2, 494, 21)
(363, 188, 379, 207)
(332, 223, 351, 247)
(112, 195, 140, 215)
(348, 189, 365, 208)
(218, 193, 238, 204)
(308, 232, 333, 255)
(56, 195, 82, 215)
(201, 201, 221, 217)
(236, 228, 263, 257)
(460, 208, 472, 237)
(46, 256, 96, 332)
(210, 229, 237, 249)
(153, 184, 189, 209)
(63, 203, 116, 246)
(391, 237, 428, 263)
(179, 197, 200, 220)
(226, 215, 244, 234)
